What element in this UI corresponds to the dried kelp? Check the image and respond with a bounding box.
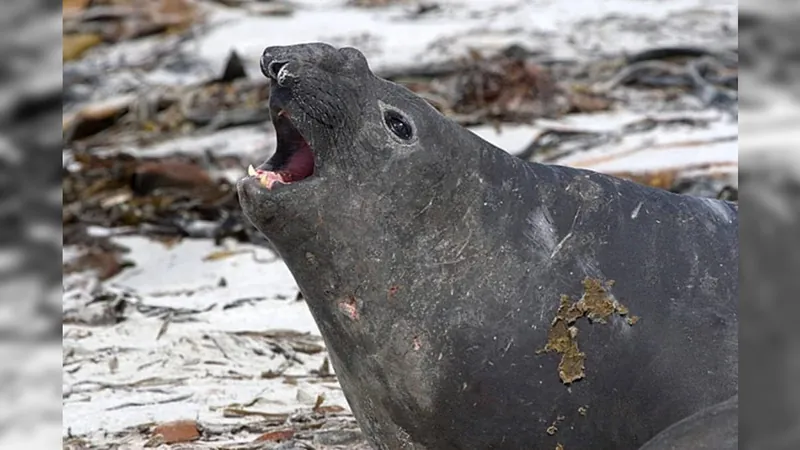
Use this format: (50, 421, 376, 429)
(63, 152, 264, 246)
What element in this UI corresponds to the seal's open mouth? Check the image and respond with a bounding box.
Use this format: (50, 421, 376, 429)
(248, 109, 315, 189)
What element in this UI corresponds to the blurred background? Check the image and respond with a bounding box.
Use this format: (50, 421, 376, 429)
(0, 0, 760, 448)
(739, 1, 800, 449)
(0, 0, 63, 448)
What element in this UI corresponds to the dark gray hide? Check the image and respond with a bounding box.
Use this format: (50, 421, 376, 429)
(237, 43, 738, 450)
(638, 395, 738, 450)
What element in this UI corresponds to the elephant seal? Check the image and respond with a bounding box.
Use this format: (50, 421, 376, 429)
(237, 43, 738, 450)
(638, 395, 738, 450)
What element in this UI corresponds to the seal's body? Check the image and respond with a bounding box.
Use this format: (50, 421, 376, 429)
(238, 43, 738, 450)
(639, 395, 738, 450)
(640, 395, 739, 450)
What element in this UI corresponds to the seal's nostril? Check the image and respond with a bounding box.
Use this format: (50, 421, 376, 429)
(267, 60, 289, 82)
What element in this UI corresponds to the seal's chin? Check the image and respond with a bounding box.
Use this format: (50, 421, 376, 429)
(247, 109, 316, 190)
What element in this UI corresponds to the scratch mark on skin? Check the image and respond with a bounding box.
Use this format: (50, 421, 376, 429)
(502, 337, 514, 356)
(631, 202, 643, 219)
(431, 211, 474, 267)
(551, 206, 582, 259)
(699, 197, 735, 224)
(414, 196, 435, 219)
(432, 257, 467, 267)
(525, 208, 558, 254)
(417, 197, 435, 216)
(551, 232, 573, 260)
(453, 229, 473, 260)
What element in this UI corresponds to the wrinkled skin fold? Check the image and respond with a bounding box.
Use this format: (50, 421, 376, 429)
(237, 43, 739, 450)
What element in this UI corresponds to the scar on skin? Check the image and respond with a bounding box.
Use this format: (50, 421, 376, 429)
(338, 296, 359, 321)
(387, 285, 399, 300)
(538, 278, 639, 384)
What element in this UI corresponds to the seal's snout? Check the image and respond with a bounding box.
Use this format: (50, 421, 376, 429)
(262, 43, 360, 85)
(261, 55, 295, 87)
(264, 60, 287, 81)
(261, 43, 334, 85)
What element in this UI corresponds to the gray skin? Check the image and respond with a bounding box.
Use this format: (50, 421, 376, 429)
(237, 43, 738, 450)
(638, 395, 738, 450)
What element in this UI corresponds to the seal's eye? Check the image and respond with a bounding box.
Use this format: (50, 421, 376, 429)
(384, 110, 413, 140)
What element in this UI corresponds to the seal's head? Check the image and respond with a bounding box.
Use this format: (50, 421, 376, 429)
(238, 43, 483, 252)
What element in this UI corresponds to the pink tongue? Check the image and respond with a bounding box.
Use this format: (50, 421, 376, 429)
(255, 142, 314, 189)
(285, 143, 314, 179)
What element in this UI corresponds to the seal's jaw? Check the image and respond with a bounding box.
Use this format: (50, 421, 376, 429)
(236, 101, 325, 233)
(249, 106, 316, 190)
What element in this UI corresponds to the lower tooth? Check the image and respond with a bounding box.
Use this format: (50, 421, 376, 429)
(257, 172, 288, 190)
